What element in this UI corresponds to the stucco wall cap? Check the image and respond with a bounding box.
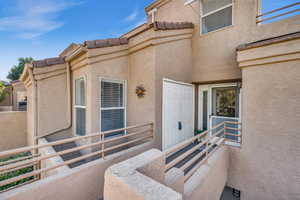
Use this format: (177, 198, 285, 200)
(237, 31, 300, 51)
(152, 21, 194, 31)
(32, 57, 66, 68)
(109, 149, 163, 177)
(84, 38, 129, 49)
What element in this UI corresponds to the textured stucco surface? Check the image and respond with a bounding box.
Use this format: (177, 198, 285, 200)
(0, 142, 154, 200)
(152, 0, 300, 83)
(184, 146, 229, 200)
(36, 69, 69, 136)
(104, 149, 182, 200)
(25, 84, 35, 146)
(0, 86, 13, 107)
(227, 39, 300, 200)
(11, 81, 26, 111)
(0, 111, 27, 151)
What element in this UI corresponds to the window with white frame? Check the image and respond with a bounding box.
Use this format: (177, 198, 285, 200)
(100, 79, 126, 138)
(75, 78, 86, 136)
(201, 0, 233, 34)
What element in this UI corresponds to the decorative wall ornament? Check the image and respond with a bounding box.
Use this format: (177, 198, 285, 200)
(136, 85, 146, 98)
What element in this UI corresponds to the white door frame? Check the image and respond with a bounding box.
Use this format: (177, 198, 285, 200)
(162, 78, 195, 151)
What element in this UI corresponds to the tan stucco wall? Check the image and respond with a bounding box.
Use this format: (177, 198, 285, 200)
(0, 111, 27, 151)
(227, 39, 300, 199)
(11, 81, 26, 111)
(128, 46, 155, 127)
(25, 84, 35, 146)
(67, 28, 193, 151)
(0, 86, 13, 107)
(104, 145, 229, 200)
(104, 149, 182, 200)
(154, 33, 193, 148)
(89, 53, 129, 134)
(0, 142, 154, 200)
(0, 106, 13, 112)
(152, 0, 300, 83)
(184, 146, 229, 200)
(36, 66, 69, 136)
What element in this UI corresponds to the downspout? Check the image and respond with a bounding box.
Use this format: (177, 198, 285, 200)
(148, 8, 157, 23)
(35, 46, 85, 139)
(35, 61, 72, 139)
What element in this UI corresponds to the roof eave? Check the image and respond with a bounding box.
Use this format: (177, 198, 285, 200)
(65, 45, 88, 62)
(145, 0, 170, 12)
(20, 63, 33, 82)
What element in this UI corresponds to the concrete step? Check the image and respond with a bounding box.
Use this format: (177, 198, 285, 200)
(45, 137, 91, 168)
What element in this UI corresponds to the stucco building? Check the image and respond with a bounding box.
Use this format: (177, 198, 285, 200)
(0, 81, 27, 112)
(0, 0, 300, 199)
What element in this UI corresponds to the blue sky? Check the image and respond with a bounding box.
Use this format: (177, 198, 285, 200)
(0, 0, 299, 81)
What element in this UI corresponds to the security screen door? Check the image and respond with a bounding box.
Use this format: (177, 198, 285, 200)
(198, 83, 241, 141)
(210, 86, 240, 138)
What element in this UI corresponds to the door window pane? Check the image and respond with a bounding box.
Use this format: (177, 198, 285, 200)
(212, 87, 239, 117)
(202, 91, 208, 130)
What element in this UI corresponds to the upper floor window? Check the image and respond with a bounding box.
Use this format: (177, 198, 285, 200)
(201, 0, 233, 34)
(75, 78, 86, 136)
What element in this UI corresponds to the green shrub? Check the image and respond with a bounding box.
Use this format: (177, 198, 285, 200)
(0, 153, 34, 192)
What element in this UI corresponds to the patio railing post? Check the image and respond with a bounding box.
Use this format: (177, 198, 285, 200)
(101, 133, 105, 160)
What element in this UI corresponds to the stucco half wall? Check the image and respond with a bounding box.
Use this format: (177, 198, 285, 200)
(227, 37, 300, 199)
(0, 111, 27, 151)
(184, 146, 229, 200)
(0, 141, 154, 200)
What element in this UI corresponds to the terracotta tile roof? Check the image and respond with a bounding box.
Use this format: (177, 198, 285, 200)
(87, 22, 194, 49)
(237, 31, 300, 51)
(84, 38, 129, 49)
(32, 57, 65, 68)
(151, 21, 194, 31)
(123, 21, 194, 39)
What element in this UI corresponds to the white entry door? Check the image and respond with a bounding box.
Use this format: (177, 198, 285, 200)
(162, 79, 194, 151)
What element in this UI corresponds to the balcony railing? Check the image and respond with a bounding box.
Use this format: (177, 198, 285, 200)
(0, 122, 154, 192)
(165, 121, 241, 182)
(257, 1, 300, 24)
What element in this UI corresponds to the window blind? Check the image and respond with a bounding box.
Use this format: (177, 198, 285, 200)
(100, 80, 125, 137)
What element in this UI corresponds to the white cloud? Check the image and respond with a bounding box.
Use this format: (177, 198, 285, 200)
(0, 0, 83, 39)
(125, 9, 139, 22)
